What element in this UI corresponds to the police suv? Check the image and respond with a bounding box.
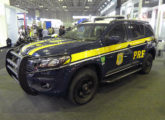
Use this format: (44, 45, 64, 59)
(6, 16, 157, 105)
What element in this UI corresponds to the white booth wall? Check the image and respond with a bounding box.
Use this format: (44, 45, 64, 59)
(6, 6, 19, 44)
(0, 0, 19, 47)
(0, 0, 9, 47)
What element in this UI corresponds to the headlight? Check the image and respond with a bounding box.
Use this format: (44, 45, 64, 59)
(28, 56, 71, 71)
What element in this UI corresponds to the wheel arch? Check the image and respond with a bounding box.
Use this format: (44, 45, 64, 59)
(147, 48, 156, 60)
(71, 63, 103, 82)
(66, 62, 103, 94)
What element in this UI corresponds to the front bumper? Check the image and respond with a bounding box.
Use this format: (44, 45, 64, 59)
(6, 49, 72, 96)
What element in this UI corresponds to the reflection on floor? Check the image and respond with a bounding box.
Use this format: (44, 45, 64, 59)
(0, 48, 9, 69)
(0, 57, 165, 120)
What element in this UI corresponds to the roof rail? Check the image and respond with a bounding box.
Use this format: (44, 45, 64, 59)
(94, 16, 125, 22)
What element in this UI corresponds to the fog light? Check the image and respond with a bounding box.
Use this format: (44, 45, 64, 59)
(41, 83, 51, 89)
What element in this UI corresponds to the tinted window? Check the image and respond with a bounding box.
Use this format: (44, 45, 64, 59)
(63, 24, 107, 41)
(127, 23, 145, 40)
(93, 25, 107, 37)
(145, 25, 154, 37)
(106, 24, 125, 42)
(139, 25, 145, 36)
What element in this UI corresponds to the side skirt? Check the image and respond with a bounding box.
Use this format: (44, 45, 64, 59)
(102, 64, 142, 83)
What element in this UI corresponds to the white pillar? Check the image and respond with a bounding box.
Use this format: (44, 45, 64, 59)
(155, 0, 163, 39)
(138, 0, 143, 19)
(0, 0, 10, 5)
(0, 0, 10, 47)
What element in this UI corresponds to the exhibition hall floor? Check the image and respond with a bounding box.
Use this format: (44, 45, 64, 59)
(0, 58, 165, 120)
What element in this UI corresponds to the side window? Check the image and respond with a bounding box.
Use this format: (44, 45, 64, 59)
(93, 25, 107, 37)
(105, 24, 125, 43)
(139, 25, 145, 36)
(145, 25, 154, 37)
(127, 23, 145, 40)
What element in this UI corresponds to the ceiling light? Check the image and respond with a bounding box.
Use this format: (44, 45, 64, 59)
(39, 5, 44, 8)
(88, 0, 92, 2)
(85, 6, 89, 9)
(63, 6, 67, 8)
(59, 0, 63, 1)
(16, 4, 19, 7)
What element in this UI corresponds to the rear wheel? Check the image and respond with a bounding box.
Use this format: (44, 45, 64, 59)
(69, 68, 98, 105)
(140, 53, 153, 74)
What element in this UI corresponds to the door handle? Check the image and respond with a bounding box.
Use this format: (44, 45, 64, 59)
(124, 55, 128, 58)
(127, 44, 131, 48)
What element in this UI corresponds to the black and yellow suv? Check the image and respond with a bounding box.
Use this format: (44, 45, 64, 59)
(6, 16, 157, 105)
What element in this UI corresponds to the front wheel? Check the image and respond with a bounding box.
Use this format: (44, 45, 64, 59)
(140, 53, 153, 74)
(68, 68, 98, 105)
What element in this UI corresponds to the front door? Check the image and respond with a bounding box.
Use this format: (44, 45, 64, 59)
(103, 22, 132, 76)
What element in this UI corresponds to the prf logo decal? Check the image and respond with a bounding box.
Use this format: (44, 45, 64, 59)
(116, 53, 124, 66)
(133, 50, 146, 60)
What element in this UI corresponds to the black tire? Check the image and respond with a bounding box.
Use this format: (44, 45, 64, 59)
(68, 68, 98, 105)
(18, 57, 38, 96)
(140, 53, 153, 74)
(19, 79, 38, 96)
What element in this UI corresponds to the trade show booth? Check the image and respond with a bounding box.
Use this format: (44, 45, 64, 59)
(0, 0, 27, 47)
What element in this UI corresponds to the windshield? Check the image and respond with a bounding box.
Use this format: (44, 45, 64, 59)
(62, 24, 107, 41)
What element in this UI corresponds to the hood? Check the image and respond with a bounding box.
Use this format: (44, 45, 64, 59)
(20, 38, 97, 57)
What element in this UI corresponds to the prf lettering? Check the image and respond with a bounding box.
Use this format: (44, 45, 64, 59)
(133, 50, 146, 60)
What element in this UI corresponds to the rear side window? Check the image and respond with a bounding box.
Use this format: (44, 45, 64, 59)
(145, 25, 154, 37)
(139, 25, 145, 36)
(126, 23, 145, 40)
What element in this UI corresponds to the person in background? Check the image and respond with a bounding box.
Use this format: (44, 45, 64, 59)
(37, 26, 43, 40)
(52, 27, 55, 34)
(33, 25, 38, 39)
(42, 28, 49, 38)
(26, 26, 30, 37)
(63, 26, 66, 34)
(48, 27, 52, 35)
(18, 25, 25, 38)
(59, 25, 65, 36)
(6, 38, 12, 47)
(30, 26, 34, 38)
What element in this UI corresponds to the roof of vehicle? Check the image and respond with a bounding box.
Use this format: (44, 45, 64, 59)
(83, 19, 113, 24)
(81, 16, 149, 25)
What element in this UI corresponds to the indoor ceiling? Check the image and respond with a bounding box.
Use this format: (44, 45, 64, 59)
(10, 0, 128, 23)
(10, 0, 108, 16)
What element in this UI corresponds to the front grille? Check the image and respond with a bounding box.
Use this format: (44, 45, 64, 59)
(6, 50, 23, 80)
(26, 65, 34, 73)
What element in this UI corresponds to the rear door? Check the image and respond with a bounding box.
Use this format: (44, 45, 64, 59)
(125, 22, 147, 64)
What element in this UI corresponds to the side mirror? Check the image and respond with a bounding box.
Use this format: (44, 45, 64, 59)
(105, 35, 121, 45)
